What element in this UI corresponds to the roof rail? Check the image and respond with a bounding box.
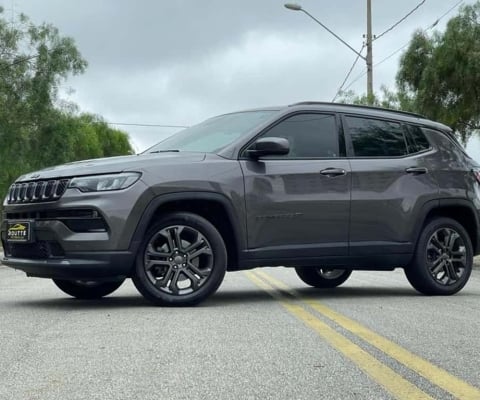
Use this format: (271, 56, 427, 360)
(289, 101, 426, 119)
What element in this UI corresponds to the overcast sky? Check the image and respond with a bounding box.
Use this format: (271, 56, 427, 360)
(2, 0, 477, 154)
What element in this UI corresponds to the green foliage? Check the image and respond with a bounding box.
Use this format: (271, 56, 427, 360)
(0, 10, 133, 212)
(337, 86, 406, 110)
(396, 2, 480, 142)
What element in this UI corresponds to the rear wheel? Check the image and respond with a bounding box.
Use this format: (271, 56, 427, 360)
(132, 212, 227, 306)
(295, 267, 352, 288)
(405, 217, 473, 295)
(53, 279, 125, 299)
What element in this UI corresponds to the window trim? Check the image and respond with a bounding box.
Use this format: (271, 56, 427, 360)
(238, 111, 346, 160)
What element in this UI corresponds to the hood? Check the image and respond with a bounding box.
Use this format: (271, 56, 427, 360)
(16, 152, 207, 182)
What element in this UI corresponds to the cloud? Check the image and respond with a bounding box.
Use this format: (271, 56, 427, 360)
(64, 28, 358, 150)
(14, 0, 477, 154)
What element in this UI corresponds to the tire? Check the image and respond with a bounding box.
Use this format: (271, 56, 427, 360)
(405, 217, 473, 295)
(295, 267, 352, 288)
(132, 212, 227, 306)
(53, 279, 125, 299)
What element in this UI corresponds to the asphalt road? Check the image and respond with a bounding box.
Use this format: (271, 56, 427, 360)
(0, 258, 479, 400)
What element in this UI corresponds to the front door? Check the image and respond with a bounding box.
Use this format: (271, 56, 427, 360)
(240, 113, 351, 261)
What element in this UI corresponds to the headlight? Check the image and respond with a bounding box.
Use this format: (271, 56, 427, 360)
(68, 172, 141, 192)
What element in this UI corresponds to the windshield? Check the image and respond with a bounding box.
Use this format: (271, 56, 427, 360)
(145, 110, 276, 153)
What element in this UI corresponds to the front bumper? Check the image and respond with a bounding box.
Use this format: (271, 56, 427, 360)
(1, 180, 152, 280)
(1, 251, 135, 280)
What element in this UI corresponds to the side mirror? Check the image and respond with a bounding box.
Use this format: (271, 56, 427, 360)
(246, 137, 290, 158)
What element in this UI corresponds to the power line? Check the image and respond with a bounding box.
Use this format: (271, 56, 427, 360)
(374, 0, 427, 42)
(107, 122, 188, 128)
(428, 0, 464, 28)
(341, 0, 464, 93)
(0, 53, 41, 71)
(374, 0, 464, 68)
(341, 69, 368, 93)
(332, 45, 365, 102)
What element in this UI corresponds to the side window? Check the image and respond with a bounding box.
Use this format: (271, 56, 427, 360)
(405, 125, 431, 154)
(345, 116, 408, 157)
(259, 113, 339, 158)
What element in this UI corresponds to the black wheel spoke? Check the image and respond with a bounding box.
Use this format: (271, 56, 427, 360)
(427, 241, 443, 255)
(431, 233, 445, 251)
(187, 262, 211, 277)
(172, 226, 184, 251)
(188, 244, 212, 260)
(445, 262, 458, 282)
(146, 244, 169, 258)
(442, 229, 452, 248)
(160, 230, 175, 253)
(430, 258, 446, 275)
(155, 266, 174, 288)
(146, 259, 170, 271)
(183, 269, 201, 290)
(184, 237, 203, 253)
(168, 270, 181, 294)
(447, 231, 459, 251)
(451, 250, 466, 266)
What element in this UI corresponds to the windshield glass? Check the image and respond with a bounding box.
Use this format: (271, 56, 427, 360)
(145, 110, 276, 153)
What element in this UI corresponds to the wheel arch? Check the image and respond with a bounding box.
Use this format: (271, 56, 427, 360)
(128, 192, 246, 271)
(415, 199, 480, 255)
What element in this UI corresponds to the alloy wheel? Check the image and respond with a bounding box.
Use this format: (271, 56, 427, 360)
(143, 225, 213, 295)
(426, 227, 467, 286)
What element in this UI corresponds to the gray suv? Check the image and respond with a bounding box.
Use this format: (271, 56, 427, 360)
(2, 102, 479, 305)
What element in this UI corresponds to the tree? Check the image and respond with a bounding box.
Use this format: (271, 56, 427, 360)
(34, 110, 134, 168)
(337, 85, 404, 110)
(396, 2, 480, 142)
(0, 9, 133, 211)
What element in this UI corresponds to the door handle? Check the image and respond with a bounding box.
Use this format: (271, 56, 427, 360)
(405, 167, 428, 175)
(320, 168, 346, 177)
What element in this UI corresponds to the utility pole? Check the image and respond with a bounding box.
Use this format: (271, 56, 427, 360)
(366, 0, 374, 104)
(285, 2, 375, 105)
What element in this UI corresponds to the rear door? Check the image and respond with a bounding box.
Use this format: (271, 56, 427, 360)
(240, 112, 351, 261)
(343, 115, 439, 256)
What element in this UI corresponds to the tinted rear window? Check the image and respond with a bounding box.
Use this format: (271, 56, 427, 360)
(405, 125, 431, 154)
(345, 116, 408, 157)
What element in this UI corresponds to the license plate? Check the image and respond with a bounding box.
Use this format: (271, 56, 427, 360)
(6, 221, 34, 243)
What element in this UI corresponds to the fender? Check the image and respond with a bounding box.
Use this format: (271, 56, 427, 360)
(127, 191, 246, 261)
(412, 198, 480, 253)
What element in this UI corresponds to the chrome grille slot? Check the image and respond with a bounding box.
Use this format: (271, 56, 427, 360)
(7, 179, 70, 204)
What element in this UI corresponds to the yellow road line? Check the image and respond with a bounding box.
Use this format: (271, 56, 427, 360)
(245, 271, 433, 400)
(255, 270, 480, 400)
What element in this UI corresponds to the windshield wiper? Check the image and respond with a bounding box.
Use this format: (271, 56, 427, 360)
(149, 149, 180, 154)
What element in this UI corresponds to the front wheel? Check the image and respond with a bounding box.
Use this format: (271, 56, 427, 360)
(53, 279, 125, 299)
(132, 212, 227, 306)
(405, 217, 473, 295)
(295, 267, 352, 288)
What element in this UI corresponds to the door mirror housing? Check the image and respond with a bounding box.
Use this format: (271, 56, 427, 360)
(246, 137, 290, 158)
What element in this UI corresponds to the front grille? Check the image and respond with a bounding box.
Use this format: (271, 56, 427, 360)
(7, 179, 69, 204)
(4, 240, 65, 259)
